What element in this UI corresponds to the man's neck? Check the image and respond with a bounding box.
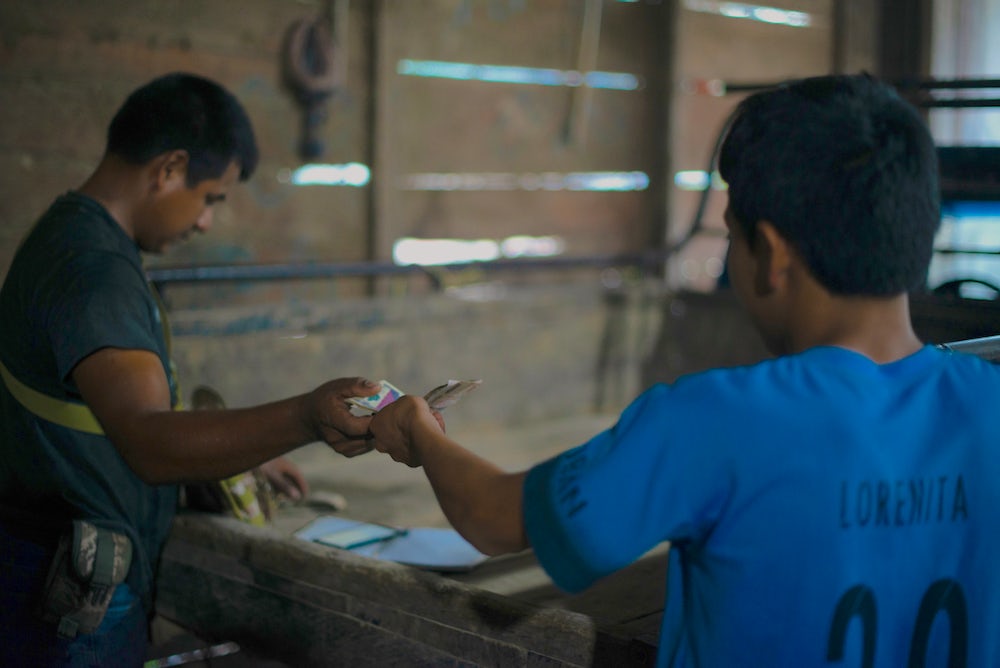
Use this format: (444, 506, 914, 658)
(76, 155, 142, 241)
(788, 291, 923, 364)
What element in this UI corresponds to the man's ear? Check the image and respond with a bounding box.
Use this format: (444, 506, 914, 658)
(752, 221, 793, 296)
(152, 150, 190, 192)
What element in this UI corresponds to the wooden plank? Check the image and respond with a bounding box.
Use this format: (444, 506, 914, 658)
(157, 515, 622, 666)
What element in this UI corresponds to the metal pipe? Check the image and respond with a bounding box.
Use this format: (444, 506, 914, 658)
(918, 98, 1000, 109)
(718, 77, 1000, 94)
(895, 78, 1000, 90)
(704, 78, 1000, 109)
(938, 335, 1000, 363)
(145, 252, 665, 287)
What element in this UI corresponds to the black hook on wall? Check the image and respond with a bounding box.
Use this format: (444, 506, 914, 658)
(281, 0, 346, 161)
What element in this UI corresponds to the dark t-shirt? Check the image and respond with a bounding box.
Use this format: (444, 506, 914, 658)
(0, 192, 178, 610)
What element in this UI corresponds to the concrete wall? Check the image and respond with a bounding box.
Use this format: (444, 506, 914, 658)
(6, 0, 970, 428)
(167, 279, 1000, 432)
(0, 0, 372, 268)
(169, 280, 670, 429)
(1, 1, 872, 302)
(0, 1, 892, 418)
(0, 1, 672, 307)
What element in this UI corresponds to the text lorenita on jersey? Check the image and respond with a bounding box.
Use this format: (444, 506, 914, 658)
(838, 474, 968, 529)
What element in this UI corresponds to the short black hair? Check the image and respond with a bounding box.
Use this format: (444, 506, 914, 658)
(106, 72, 259, 185)
(718, 73, 940, 296)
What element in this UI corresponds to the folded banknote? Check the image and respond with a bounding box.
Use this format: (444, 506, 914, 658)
(348, 379, 481, 414)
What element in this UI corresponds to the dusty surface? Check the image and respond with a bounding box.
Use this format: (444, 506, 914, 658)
(275, 412, 619, 535)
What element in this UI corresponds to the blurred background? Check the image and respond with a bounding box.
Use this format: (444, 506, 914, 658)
(4, 3, 999, 664)
(1, 0, 998, 427)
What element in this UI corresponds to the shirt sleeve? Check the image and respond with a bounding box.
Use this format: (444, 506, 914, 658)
(44, 252, 162, 385)
(523, 381, 734, 593)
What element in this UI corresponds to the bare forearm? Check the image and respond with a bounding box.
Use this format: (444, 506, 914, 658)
(72, 349, 376, 485)
(412, 421, 528, 555)
(109, 394, 317, 484)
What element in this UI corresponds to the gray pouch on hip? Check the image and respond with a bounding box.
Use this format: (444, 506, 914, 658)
(35, 519, 133, 639)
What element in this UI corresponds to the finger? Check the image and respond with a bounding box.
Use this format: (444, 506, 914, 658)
(344, 444, 375, 458)
(284, 471, 309, 499)
(431, 410, 446, 433)
(344, 377, 380, 397)
(271, 473, 305, 501)
(333, 439, 375, 458)
(329, 414, 374, 439)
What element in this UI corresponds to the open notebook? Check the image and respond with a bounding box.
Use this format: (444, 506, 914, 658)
(294, 515, 489, 572)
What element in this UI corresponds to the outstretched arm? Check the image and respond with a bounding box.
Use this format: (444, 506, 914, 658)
(368, 395, 529, 556)
(72, 347, 377, 484)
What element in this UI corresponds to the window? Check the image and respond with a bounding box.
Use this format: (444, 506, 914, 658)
(926, 0, 1000, 298)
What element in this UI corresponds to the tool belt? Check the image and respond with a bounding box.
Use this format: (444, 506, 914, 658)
(36, 519, 133, 639)
(0, 500, 132, 639)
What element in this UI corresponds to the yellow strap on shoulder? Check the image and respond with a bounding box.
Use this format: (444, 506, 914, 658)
(0, 358, 105, 435)
(0, 284, 181, 433)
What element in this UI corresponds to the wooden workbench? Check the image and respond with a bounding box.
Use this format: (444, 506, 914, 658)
(156, 512, 667, 667)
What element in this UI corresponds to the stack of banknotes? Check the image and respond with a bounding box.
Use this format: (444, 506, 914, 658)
(348, 379, 482, 414)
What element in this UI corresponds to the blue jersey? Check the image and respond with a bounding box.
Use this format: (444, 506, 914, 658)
(524, 345, 1000, 667)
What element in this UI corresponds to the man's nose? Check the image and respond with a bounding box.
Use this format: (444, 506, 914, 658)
(195, 207, 214, 232)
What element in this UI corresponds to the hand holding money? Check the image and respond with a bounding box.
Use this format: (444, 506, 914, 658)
(348, 379, 482, 415)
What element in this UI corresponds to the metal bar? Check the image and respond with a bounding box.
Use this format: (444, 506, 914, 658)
(145, 252, 664, 287)
(720, 77, 1000, 94)
(143, 641, 241, 668)
(918, 98, 1000, 109)
(148, 260, 417, 283)
(713, 78, 1000, 109)
(896, 78, 1000, 90)
(933, 248, 1000, 256)
(939, 335, 1000, 363)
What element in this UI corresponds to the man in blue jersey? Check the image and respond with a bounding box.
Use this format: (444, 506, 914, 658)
(368, 73, 1000, 666)
(0, 73, 378, 666)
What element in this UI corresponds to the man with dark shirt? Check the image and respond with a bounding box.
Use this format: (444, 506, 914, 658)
(0, 72, 377, 665)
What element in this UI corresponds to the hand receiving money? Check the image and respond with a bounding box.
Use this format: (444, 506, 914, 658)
(348, 379, 482, 414)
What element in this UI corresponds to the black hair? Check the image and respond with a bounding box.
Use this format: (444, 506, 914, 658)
(718, 73, 940, 296)
(106, 72, 259, 185)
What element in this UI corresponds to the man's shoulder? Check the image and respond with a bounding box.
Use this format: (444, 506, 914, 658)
(24, 193, 135, 258)
(668, 354, 786, 394)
